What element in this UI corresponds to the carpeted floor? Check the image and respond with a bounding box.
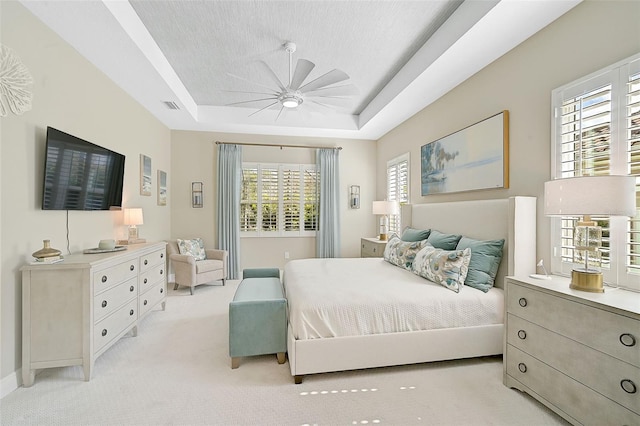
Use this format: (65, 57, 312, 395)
(1, 280, 568, 425)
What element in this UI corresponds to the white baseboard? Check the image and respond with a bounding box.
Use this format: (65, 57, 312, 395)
(1, 369, 20, 399)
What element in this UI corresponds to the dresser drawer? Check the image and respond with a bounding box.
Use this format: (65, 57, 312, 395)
(139, 248, 165, 273)
(94, 260, 138, 293)
(507, 282, 640, 366)
(93, 298, 137, 352)
(139, 264, 165, 294)
(506, 345, 639, 426)
(93, 277, 137, 322)
(139, 282, 165, 318)
(508, 314, 640, 414)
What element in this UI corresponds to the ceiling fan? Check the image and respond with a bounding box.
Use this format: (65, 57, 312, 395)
(226, 41, 358, 119)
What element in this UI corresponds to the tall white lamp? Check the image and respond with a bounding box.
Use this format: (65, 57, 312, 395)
(123, 208, 145, 244)
(544, 175, 636, 292)
(372, 200, 400, 241)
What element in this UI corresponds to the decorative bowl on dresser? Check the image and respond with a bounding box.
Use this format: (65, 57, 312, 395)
(504, 275, 640, 425)
(21, 241, 167, 386)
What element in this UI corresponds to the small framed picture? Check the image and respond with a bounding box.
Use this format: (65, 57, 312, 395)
(157, 170, 167, 206)
(192, 182, 203, 208)
(140, 154, 152, 196)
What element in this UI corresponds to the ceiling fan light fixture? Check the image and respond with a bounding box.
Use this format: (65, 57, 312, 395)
(279, 93, 303, 108)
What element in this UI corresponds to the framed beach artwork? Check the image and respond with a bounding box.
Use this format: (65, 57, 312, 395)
(421, 111, 509, 196)
(140, 154, 152, 196)
(157, 170, 167, 206)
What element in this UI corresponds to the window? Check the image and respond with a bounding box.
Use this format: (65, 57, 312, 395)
(386, 153, 410, 235)
(551, 53, 640, 290)
(240, 163, 318, 237)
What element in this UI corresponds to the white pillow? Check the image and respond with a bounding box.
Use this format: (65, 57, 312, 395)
(176, 238, 206, 260)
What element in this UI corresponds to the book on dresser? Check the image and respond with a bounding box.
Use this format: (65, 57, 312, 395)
(504, 275, 640, 425)
(20, 241, 167, 387)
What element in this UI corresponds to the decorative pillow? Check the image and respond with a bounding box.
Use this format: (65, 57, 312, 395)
(401, 227, 431, 242)
(427, 230, 462, 250)
(411, 244, 471, 293)
(176, 238, 206, 261)
(456, 237, 505, 292)
(383, 234, 427, 270)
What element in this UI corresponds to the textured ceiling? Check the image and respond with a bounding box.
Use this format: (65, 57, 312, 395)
(20, 0, 582, 139)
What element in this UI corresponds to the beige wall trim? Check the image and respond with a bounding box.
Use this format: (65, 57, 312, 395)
(215, 141, 342, 150)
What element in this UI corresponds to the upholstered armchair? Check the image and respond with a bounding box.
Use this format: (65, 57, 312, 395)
(167, 240, 227, 295)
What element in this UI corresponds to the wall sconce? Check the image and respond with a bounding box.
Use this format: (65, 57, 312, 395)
(372, 200, 400, 241)
(544, 175, 636, 292)
(349, 185, 360, 209)
(192, 182, 203, 208)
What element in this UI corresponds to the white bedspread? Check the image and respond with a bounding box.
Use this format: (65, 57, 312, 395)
(283, 258, 504, 340)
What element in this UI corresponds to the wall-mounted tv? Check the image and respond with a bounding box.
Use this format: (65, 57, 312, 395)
(42, 127, 125, 210)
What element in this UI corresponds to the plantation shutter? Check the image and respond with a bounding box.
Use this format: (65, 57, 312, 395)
(282, 167, 301, 231)
(303, 167, 319, 231)
(626, 65, 640, 274)
(387, 153, 409, 235)
(261, 167, 278, 232)
(240, 166, 258, 231)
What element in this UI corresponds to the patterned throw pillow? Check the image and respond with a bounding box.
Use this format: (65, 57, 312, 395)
(176, 238, 206, 260)
(383, 234, 427, 270)
(411, 243, 471, 293)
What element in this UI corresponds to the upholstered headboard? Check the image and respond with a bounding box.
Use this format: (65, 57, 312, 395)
(401, 197, 536, 289)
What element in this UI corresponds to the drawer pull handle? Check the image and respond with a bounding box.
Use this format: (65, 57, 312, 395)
(161, 253, 164, 258)
(101, 329, 107, 337)
(621, 379, 637, 394)
(101, 275, 107, 283)
(620, 333, 636, 347)
(130, 265, 135, 271)
(101, 300, 107, 308)
(518, 298, 527, 307)
(518, 363, 527, 373)
(517, 330, 527, 340)
(160, 288, 164, 294)
(130, 285, 134, 292)
(160, 269, 164, 275)
(144, 259, 148, 265)
(144, 299, 148, 306)
(144, 278, 148, 284)
(129, 309, 134, 316)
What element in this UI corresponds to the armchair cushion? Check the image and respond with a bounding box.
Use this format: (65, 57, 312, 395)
(196, 259, 224, 274)
(177, 238, 206, 260)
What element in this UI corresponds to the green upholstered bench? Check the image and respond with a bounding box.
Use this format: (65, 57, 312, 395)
(229, 268, 286, 369)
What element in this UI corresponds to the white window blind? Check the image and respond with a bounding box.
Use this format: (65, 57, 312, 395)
(386, 153, 410, 235)
(240, 163, 318, 237)
(551, 53, 640, 290)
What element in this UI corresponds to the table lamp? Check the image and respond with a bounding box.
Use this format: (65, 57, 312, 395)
(372, 200, 400, 241)
(544, 175, 636, 292)
(123, 208, 145, 244)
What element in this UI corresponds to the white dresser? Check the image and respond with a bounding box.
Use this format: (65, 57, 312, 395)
(504, 275, 640, 425)
(21, 242, 167, 387)
(361, 237, 387, 258)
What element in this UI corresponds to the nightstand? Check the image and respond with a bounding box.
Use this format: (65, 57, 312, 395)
(504, 275, 640, 425)
(361, 237, 387, 258)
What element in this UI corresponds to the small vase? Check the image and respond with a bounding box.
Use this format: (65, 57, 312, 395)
(32, 240, 61, 259)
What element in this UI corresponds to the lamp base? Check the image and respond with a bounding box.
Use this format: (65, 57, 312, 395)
(379, 233, 388, 241)
(570, 269, 604, 293)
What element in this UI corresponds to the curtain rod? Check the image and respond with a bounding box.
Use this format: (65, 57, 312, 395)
(215, 141, 342, 150)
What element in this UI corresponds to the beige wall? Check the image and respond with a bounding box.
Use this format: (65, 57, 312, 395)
(170, 131, 377, 271)
(1, 2, 171, 385)
(377, 0, 640, 269)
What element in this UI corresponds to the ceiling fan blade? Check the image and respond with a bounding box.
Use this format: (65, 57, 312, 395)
(227, 72, 277, 92)
(258, 61, 286, 92)
(248, 101, 280, 117)
(299, 69, 349, 93)
(221, 89, 279, 97)
(289, 59, 315, 90)
(226, 97, 279, 107)
(307, 96, 352, 106)
(307, 99, 340, 111)
(275, 105, 286, 122)
(304, 84, 359, 97)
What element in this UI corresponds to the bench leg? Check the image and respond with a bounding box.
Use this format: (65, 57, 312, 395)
(294, 375, 303, 385)
(231, 357, 240, 369)
(173, 283, 178, 290)
(277, 352, 285, 364)
(190, 286, 194, 295)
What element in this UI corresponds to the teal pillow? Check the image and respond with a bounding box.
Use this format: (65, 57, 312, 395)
(456, 237, 505, 292)
(401, 227, 431, 242)
(427, 230, 462, 250)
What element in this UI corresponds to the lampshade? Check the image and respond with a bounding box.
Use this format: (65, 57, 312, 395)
(544, 176, 637, 217)
(123, 208, 144, 226)
(372, 200, 400, 216)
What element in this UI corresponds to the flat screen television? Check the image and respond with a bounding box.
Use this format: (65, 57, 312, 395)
(42, 127, 125, 210)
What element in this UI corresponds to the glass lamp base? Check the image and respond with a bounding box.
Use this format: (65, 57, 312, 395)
(570, 269, 604, 293)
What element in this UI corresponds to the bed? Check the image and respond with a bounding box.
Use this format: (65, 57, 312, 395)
(283, 196, 536, 383)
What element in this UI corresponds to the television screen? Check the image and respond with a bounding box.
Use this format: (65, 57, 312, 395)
(42, 127, 125, 210)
